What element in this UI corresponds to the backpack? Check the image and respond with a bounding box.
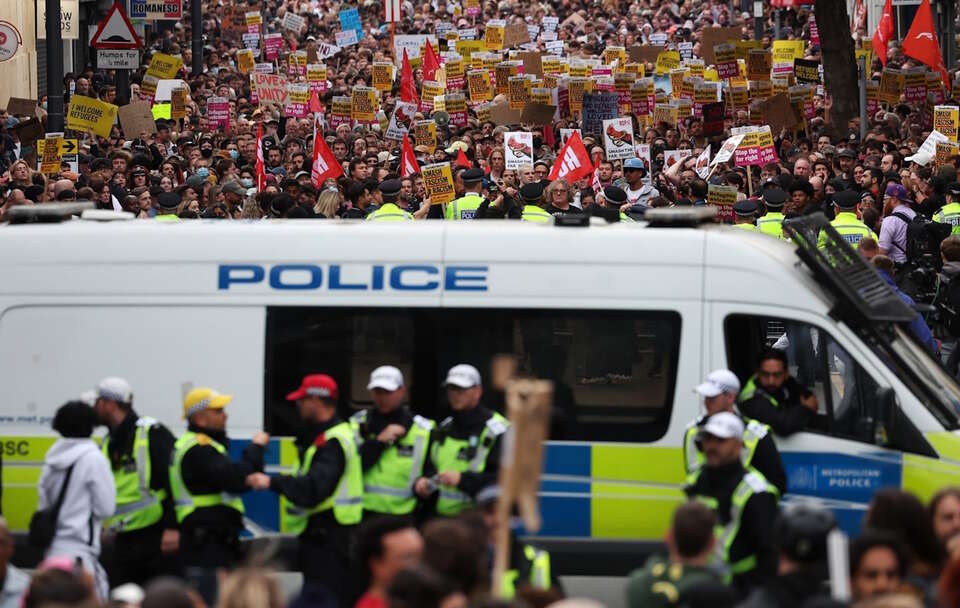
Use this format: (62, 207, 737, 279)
(891, 211, 951, 262)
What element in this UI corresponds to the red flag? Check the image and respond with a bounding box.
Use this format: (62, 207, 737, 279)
(547, 131, 593, 183)
(872, 0, 894, 67)
(309, 90, 323, 113)
(543, 124, 555, 149)
(312, 128, 344, 187)
(256, 123, 266, 191)
(401, 49, 420, 105)
(902, 0, 950, 89)
(422, 42, 440, 82)
(456, 149, 471, 168)
(400, 134, 420, 177)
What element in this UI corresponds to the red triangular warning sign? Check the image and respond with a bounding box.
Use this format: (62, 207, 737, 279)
(91, 2, 142, 50)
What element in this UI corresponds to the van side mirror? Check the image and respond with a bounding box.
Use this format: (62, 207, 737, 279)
(874, 387, 898, 447)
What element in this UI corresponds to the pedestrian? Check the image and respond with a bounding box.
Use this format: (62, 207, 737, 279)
(168, 387, 268, 604)
(39, 400, 115, 600)
(849, 530, 910, 603)
(93, 377, 181, 586)
(218, 568, 286, 608)
(355, 517, 425, 608)
(683, 412, 779, 596)
(684, 370, 786, 496)
(929, 488, 960, 558)
(414, 364, 509, 516)
(0, 518, 29, 608)
(737, 349, 818, 436)
(246, 374, 362, 605)
(351, 366, 435, 520)
(625, 501, 735, 608)
(879, 183, 916, 264)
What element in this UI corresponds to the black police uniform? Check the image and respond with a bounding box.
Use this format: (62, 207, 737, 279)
(688, 414, 787, 497)
(103, 411, 181, 586)
(179, 424, 264, 567)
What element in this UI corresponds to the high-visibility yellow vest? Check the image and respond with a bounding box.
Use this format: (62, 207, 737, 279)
(445, 193, 485, 220)
(521, 205, 551, 223)
(501, 545, 552, 598)
(432, 411, 509, 516)
(935, 203, 960, 235)
(169, 432, 245, 524)
(281, 422, 363, 535)
(682, 416, 769, 475)
(738, 376, 779, 408)
(756, 212, 785, 239)
(817, 212, 876, 248)
(103, 417, 166, 533)
(732, 223, 756, 231)
(367, 202, 414, 221)
(350, 411, 434, 515)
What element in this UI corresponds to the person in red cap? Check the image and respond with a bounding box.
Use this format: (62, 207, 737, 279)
(246, 374, 362, 605)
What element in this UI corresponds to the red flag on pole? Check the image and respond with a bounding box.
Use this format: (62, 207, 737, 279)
(256, 123, 266, 191)
(422, 41, 441, 82)
(312, 128, 344, 187)
(547, 131, 593, 183)
(401, 49, 420, 105)
(400, 134, 420, 177)
(872, 0, 894, 67)
(456, 148, 471, 168)
(902, 0, 950, 88)
(309, 90, 323, 113)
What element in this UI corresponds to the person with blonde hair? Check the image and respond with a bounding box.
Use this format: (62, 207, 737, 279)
(217, 568, 284, 608)
(8, 160, 35, 188)
(314, 189, 341, 218)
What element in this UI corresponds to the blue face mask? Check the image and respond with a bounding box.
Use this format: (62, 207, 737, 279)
(196, 168, 209, 178)
(229, 150, 239, 160)
(42, 102, 48, 110)
(241, 178, 253, 188)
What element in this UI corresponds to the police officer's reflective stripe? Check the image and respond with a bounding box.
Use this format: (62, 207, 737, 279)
(363, 484, 412, 497)
(936, 204, 960, 233)
(521, 205, 551, 223)
(683, 417, 766, 474)
(433, 412, 509, 515)
(439, 489, 471, 502)
(407, 429, 428, 488)
(169, 432, 245, 523)
(683, 423, 700, 474)
(527, 545, 550, 588)
(105, 418, 165, 531)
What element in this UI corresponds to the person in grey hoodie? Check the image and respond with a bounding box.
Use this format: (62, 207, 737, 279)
(37, 401, 116, 600)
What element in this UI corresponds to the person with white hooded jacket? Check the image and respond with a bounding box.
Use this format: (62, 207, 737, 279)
(37, 400, 116, 600)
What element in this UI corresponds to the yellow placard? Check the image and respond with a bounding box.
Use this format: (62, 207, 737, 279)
(934, 106, 959, 142)
(351, 87, 378, 122)
(653, 103, 679, 126)
(456, 39, 485, 59)
(170, 88, 187, 119)
(146, 52, 183, 80)
(772, 40, 805, 65)
(734, 40, 761, 61)
(421, 81, 443, 106)
(748, 79, 772, 101)
(508, 76, 531, 110)
(604, 46, 626, 67)
(495, 62, 518, 95)
(40, 135, 62, 176)
(707, 184, 738, 207)
(422, 162, 456, 204)
(237, 49, 255, 74)
(747, 50, 772, 81)
(414, 120, 437, 153)
(655, 50, 682, 76)
(685, 59, 705, 79)
(445, 55, 465, 80)
(66, 95, 118, 138)
(372, 62, 394, 92)
(467, 70, 493, 102)
(567, 77, 592, 113)
(879, 68, 904, 104)
(307, 63, 327, 84)
(486, 23, 505, 51)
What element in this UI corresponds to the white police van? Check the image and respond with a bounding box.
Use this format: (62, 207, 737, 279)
(1, 207, 959, 601)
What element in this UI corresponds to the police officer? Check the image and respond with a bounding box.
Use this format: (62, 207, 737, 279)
(625, 501, 735, 608)
(738, 349, 818, 437)
(475, 486, 562, 599)
(519, 183, 552, 223)
(683, 370, 786, 496)
(445, 168, 486, 220)
(414, 364, 509, 516)
(738, 505, 842, 608)
(154, 192, 181, 222)
(366, 180, 413, 221)
(246, 374, 362, 603)
(350, 366, 434, 519)
(817, 190, 877, 248)
(597, 186, 636, 222)
(732, 200, 758, 231)
(756, 188, 787, 239)
(94, 377, 180, 586)
(684, 412, 778, 596)
(935, 182, 960, 235)
(169, 387, 268, 604)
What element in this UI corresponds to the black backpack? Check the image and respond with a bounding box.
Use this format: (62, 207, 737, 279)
(28, 464, 75, 550)
(891, 211, 951, 262)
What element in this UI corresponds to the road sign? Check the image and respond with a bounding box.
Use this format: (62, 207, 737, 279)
(91, 2, 141, 50)
(0, 20, 22, 62)
(97, 48, 139, 69)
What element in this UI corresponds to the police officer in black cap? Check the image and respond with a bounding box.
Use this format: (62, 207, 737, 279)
(155, 192, 181, 222)
(738, 504, 844, 608)
(593, 186, 635, 223)
(445, 168, 485, 220)
(732, 200, 758, 231)
(756, 188, 787, 239)
(818, 190, 876, 247)
(366, 179, 413, 222)
(519, 183, 551, 223)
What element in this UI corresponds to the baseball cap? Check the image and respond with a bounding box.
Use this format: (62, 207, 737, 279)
(95, 377, 133, 403)
(885, 182, 910, 202)
(700, 411, 744, 440)
(444, 364, 481, 388)
(623, 158, 645, 170)
(694, 369, 740, 398)
(183, 387, 233, 419)
(286, 374, 339, 401)
(367, 365, 404, 391)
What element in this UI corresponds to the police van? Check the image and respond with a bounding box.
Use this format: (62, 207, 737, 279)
(2, 207, 959, 595)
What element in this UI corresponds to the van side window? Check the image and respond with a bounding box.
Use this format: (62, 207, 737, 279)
(265, 307, 681, 442)
(725, 315, 884, 445)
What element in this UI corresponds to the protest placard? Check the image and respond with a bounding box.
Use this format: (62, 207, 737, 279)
(285, 83, 309, 118)
(282, 11, 305, 33)
(747, 50, 771, 81)
(413, 120, 437, 153)
(701, 26, 741, 65)
(581, 93, 618, 139)
(372, 62, 394, 92)
(329, 96, 353, 129)
(508, 76, 531, 110)
(936, 142, 959, 168)
(65, 95, 118, 138)
(446, 94, 468, 128)
(906, 130, 949, 165)
(385, 101, 417, 141)
(207, 96, 230, 129)
(146, 53, 183, 80)
(794, 59, 820, 85)
(630, 79, 655, 116)
(503, 22, 531, 48)
(628, 45, 665, 65)
(420, 81, 443, 112)
(712, 133, 745, 166)
(40, 135, 63, 176)
(602, 117, 634, 161)
(468, 70, 493, 103)
(336, 29, 359, 47)
(934, 106, 959, 142)
(655, 50, 681, 76)
(6, 98, 38, 117)
(245, 11, 262, 33)
(879, 68, 904, 104)
(170, 88, 186, 119)
(702, 102, 725, 138)
(652, 103, 678, 126)
(486, 21, 505, 50)
(264, 33, 283, 60)
(351, 87, 378, 123)
(754, 93, 799, 135)
(708, 184, 738, 222)
(422, 163, 456, 204)
(237, 49, 255, 74)
(307, 64, 328, 94)
(521, 102, 557, 126)
(288, 51, 307, 78)
(253, 73, 288, 107)
(904, 69, 927, 103)
(338, 8, 362, 39)
(504, 131, 534, 169)
(715, 43, 738, 80)
(118, 101, 156, 136)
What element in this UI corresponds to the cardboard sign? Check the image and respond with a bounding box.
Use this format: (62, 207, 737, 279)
(503, 22, 531, 49)
(66, 95, 118, 138)
(520, 103, 557, 126)
(581, 92, 618, 139)
(117, 101, 156, 136)
(351, 87, 378, 123)
(700, 26, 741, 65)
(422, 162, 456, 204)
(414, 120, 437, 153)
(6, 97, 38, 117)
(934, 106, 959, 143)
(490, 101, 523, 126)
(504, 131, 534, 169)
(754, 93, 799, 135)
(629, 45, 665, 65)
(602, 117, 634, 161)
(207, 96, 229, 129)
(747, 50, 772, 81)
(520, 51, 542, 77)
(253, 73, 289, 107)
